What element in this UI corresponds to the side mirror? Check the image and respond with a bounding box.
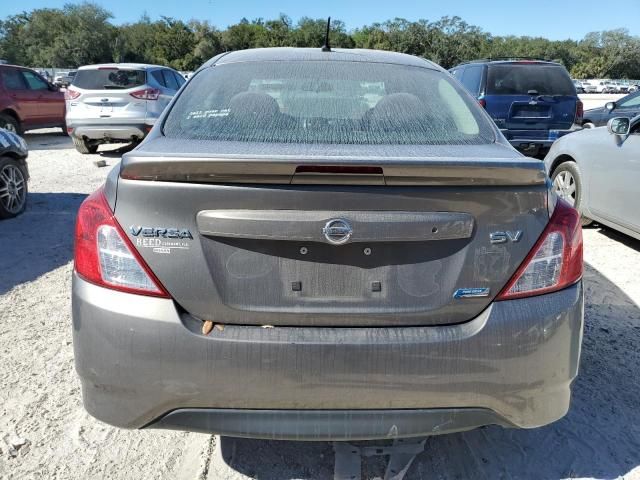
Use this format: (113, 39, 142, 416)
(605, 101, 616, 111)
(607, 117, 630, 136)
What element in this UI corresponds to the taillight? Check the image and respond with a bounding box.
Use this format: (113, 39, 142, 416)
(74, 189, 169, 297)
(130, 88, 160, 101)
(65, 89, 80, 100)
(496, 198, 582, 300)
(478, 97, 487, 108)
(576, 100, 584, 121)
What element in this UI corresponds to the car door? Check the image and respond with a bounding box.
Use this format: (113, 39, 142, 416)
(608, 92, 640, 124)
(20, 69, 64, 126)
(589, 117, 640, 231)
(0, 67, 36, 126)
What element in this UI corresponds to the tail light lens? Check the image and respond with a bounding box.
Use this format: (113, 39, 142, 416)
(130, 88, 160, 101)
(496, 198, 582, 300)
(478, 97, 487, 108)
(576, 100, 584, 121)
(74, 189, 169, 297)
(65, 89, 80, 100)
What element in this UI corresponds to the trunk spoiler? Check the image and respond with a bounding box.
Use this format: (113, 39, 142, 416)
(120, 155, 547, 186)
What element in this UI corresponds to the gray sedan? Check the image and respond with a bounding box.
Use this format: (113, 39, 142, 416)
(545, 116, 640, 240)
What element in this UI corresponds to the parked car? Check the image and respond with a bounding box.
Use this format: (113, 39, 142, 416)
(53, 72, 68, 86)
(37, 70, 52, 82)
(615, 82, 628, 94)
(65, 63, 185, 154)
(0, 127, 29, 219)
(581, 90, 640, 128)
(0, 64, 66, 135)
(628, 84, 639, 93)
(601, 81, 617, 93)
(450, 59, 582, 157)
(582, 81, 598, 93)
(545, 115, 640, 238)
(573, 79, 585, 93)
(73, 48, 584, 441)
(54, 70, 77, 87)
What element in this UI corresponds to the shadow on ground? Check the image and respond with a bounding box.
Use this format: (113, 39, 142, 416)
(23, 130, 72, 151)
(214, 263, 640, 479)
(0, 192, 86, 294)
(595, 225, 640, 253)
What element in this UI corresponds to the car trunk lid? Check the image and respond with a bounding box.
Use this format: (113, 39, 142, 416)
(111, 140, 549, 327)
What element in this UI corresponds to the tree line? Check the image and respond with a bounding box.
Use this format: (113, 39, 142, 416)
(1, 2, 639, 79)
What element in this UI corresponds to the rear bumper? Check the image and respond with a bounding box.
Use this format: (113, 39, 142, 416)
(72, 274, 584, 440)
(501, 128, 581, 149)
(69, 124, 149, 141)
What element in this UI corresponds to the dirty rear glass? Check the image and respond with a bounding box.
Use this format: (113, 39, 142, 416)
(72, 69, 146, 90)
(487, 64, 575, 96)
(163, 62, 495, 145)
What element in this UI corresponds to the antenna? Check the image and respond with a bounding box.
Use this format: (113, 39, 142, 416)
(321, 17, 331, 52)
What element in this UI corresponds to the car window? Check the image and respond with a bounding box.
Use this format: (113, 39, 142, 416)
(151, 70, 166, 87)
(173, 71, 186, 87)
(72, 69, 146, 90)
(21, 70, 49, 91)
(461, 66, 483, 95)
(487, 64, 575, 95)
(1, 68, 27, 90)
(162, 69, 179, 90)
(618, 93, 640, 109)
(164, 61, 494, 145)
(450, 68, 463, 80)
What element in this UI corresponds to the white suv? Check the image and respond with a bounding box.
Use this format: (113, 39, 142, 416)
(65, 63, 185, 154)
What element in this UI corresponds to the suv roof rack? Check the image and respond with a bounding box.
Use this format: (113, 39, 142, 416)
(461, 57, 555, 65)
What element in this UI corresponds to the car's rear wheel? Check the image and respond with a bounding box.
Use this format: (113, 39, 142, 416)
(552, 161, 592, 226)
(73, 136, 98, 154)
(0, 113, 22, 136)
(0, 157, 28, 219)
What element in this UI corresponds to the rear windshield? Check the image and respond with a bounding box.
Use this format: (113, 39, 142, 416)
(487, 64, 575, 96)
(163, 62, 495, 145)
(72, 68, 146, 90)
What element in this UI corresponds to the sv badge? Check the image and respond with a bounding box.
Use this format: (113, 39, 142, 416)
(490, 230, 523, 244)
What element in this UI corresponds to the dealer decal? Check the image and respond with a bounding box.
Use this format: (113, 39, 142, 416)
(130, 226, 193, 254)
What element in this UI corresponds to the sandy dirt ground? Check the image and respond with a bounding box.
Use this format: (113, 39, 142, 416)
(0, 130, 639, 480)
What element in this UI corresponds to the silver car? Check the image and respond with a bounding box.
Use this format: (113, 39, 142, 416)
(546, 116, 640, 239)
(72, 48, 584, 441)
(65, 63, 185, 154)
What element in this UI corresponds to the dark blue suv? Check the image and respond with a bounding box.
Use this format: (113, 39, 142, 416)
(450, 59, 583, 157)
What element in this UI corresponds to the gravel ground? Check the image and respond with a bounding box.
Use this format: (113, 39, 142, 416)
(0, 130, 639, 480)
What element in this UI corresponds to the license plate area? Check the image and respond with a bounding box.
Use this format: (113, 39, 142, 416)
(203, 237, 469, 310)
(510, 104, 551, 119)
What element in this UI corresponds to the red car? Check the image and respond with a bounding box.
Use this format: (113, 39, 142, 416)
(0, 65, 66, 135)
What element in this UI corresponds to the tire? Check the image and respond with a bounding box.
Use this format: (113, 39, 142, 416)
(73, 136, 98, 154)
(60, 119, 69, 136)
(582, 122, 596, 129)
(0, 157, 28, 219)
(0, 113, 22, 136)
(551, 161, 592, 226)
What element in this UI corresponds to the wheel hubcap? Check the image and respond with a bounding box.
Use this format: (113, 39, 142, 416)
(1, 122, 17, 133)
(553, 170, 576, 206)
(0, 164, 26, 214)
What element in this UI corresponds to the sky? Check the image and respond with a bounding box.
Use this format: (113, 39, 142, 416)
(1, 0, 639, 41)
